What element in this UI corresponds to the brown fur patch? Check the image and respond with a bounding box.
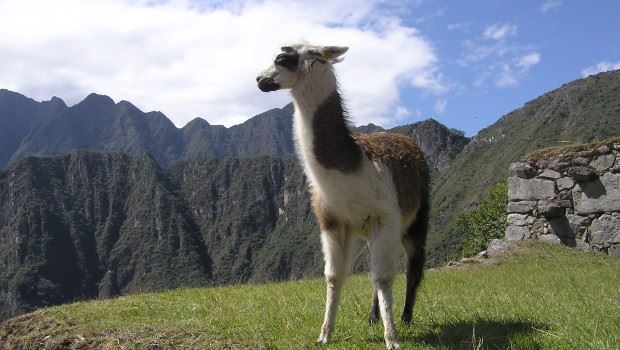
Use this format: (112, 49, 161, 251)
(310, 186, 339, 232)
(353, 132, 430, 215)
(312, 91, 362, 173)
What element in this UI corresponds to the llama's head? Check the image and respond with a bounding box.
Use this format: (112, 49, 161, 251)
(256, 43, 348, 92)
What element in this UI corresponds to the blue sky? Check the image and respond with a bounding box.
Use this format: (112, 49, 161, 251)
(397, 0, 620, 135)
(0, 0, 618, 135)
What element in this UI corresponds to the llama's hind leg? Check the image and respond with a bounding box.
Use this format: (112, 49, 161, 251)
(401, 200, 428, 325)
(369, 219, 401, 350)
(368, 240, 381, 325)
(317, 229, 355, 345)
(401, 236, 425, 325)
(369, 286, 380, 325)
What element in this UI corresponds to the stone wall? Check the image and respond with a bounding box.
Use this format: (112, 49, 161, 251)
(506, 141, 620, 258)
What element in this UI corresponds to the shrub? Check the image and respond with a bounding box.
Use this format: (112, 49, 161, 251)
(457, 180, 508, 257)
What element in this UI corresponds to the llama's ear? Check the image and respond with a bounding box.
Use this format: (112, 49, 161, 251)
(320, 46, 348, 62)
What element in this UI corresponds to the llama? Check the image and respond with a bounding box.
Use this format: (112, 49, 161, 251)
(256, 43, 429, 350)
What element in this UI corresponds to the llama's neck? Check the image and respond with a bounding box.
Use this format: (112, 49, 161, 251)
(291, 71, 362, 175)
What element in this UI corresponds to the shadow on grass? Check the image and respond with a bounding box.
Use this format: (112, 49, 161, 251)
(406, 319, 547, 350)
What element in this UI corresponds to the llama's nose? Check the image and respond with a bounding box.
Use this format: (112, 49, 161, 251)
(256, 76, 261, 82)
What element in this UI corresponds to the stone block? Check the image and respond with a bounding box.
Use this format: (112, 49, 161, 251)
(538, 234, 561, 245)
(590, 214, 620, 245)
(538, 169, 562, 179)
(505, 225, 530, 241)
(574, 239, 590, 251)
(590, 154, 615, 171)
(566, 214, 590, 238)
(507, 213, 535, 226)
(567, 166, 597, 182)
(510, 162, 536, 178)
(572, 157, 590, 166)
(609, 245, 620, 259)
(508, 177, 555, 201)
(537, 201, 564, 218)
(531, 218, 546, 236)
(558, 200, 572, 208)
(559, 190, 572, 200)
(597, 145, 611, 154)
(487, 239, 519, 255)
(573, 173, 620, 214)
(548, 162, 570, 172)
(507, 201, 536, 213)
(556, 177, 575, 190)
(536, 159, 548, 169)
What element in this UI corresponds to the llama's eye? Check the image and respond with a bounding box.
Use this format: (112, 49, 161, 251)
(275, 53, 299, 70)
(275, 56, 290, 65)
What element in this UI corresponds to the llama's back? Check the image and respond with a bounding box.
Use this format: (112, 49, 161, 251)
(353, 132, 430, 216)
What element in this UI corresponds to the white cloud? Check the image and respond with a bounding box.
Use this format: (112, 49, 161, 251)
(516, 52, 541, 69)
(483, 23, 517, 40)
(495, 52, 540, 87)
(434, 98, 447, 113)
(394, 106, 411, 120)
(461, 23, 540, 89)
(581, 61, 620, 77)
(0, 0, 444, 128)
(496, 65, 518, 87)
(447, 21, 472, 32)
(540, 1, 562, 13)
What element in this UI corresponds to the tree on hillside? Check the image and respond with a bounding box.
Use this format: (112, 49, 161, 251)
(457, 180, 508, 257)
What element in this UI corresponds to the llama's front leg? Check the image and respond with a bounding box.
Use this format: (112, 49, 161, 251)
(317, 229, 353, 345)
(370, 221, 401, 350)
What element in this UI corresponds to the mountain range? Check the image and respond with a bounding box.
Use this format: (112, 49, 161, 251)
(0, 89, 468, 176)
(1, 69, 619, 321)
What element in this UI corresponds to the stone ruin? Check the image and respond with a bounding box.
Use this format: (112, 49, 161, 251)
(506, 140, 620, 258)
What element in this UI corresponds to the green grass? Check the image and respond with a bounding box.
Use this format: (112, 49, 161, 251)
(2, 242, 619, 349)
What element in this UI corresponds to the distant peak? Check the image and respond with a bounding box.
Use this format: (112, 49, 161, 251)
(0, 89, 28, 100)
(81, 93, 115, 106)
(186, 117, 210, 127)
(48, 96, 67, 107)
(117, 100, 134, 107)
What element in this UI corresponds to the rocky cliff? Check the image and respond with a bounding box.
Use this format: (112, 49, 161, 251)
(0, 152, 211, 320)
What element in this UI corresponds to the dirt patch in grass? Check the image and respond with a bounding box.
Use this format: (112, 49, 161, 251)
(0, 311, 122, 350)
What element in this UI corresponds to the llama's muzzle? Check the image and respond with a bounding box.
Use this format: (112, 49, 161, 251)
(256, 77, 280, 92)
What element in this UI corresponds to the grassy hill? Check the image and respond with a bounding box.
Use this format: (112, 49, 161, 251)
(2, 242, 618, 349)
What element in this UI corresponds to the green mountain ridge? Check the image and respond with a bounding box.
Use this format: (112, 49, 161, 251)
(427, 69, 620, 260)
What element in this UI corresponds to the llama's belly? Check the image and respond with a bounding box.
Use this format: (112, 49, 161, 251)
(307, 158, 404, 235)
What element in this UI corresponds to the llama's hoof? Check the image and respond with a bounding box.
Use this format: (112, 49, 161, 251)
(315, 337, 329, 346)
(368, 313, 380, 325)
(401, 313, 412, 325)
(386, 341, 401, 350)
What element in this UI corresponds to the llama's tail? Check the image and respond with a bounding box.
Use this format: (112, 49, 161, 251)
(401, 188, 429, 324)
